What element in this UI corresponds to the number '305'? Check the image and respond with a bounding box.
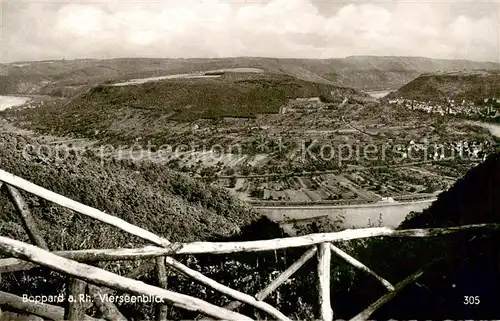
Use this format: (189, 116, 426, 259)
(464, 296, 480, 305)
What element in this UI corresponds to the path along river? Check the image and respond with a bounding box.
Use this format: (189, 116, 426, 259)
(257, 120, 500, 233)
(257, 199, 436, 234)
(467, 120, 500, 138)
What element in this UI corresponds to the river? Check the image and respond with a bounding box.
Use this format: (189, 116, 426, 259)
(364, 90, 395, 99)
(256, 199, 435, 234)
(0, 96, 30, 111)
(466, 120, 500, 138)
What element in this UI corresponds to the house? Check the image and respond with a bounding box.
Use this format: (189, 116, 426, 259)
(379, 197, 396, 203)
(296, 97, 321, 103)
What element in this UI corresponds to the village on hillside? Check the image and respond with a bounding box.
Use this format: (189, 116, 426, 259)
(389, 97, 500, 118)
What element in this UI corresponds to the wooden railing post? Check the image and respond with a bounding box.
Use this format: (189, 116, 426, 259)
(0, 268, 1, 317)
(3, 184, 48, 249)
(317, 242, 333, 321)
(65, 279, 87, 320)
(87, 285, 128, 321)
(155, 256, 169, 321)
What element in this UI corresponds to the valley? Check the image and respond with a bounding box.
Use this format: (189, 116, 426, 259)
(1, 59, 499, 230)
(1, 54, 500, 321)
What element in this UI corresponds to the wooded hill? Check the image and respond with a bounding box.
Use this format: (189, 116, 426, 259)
(2, 56, 499, 96)
(389, 70, 500, 103)
(1, 73, 365, 145)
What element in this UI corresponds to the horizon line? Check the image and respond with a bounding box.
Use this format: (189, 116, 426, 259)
(3, 55, 500, 65)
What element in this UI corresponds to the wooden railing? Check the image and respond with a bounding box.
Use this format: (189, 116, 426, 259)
(0, 169, 499, 321)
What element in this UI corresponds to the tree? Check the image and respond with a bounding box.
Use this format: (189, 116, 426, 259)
(319, 94, 332, 103)
(249, 188, 264, 199)
(241, 165, 252, 176)
(228, 177, 237, 188)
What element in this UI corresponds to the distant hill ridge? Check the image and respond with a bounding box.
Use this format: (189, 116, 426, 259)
(389, 69, 500, 102)
(0, 72, 366, 145)
(1, 56, 499, 95)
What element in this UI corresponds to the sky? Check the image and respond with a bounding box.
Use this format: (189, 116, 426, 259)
(1, 0, 499, 63)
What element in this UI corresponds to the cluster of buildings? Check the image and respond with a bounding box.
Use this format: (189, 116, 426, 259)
(394, 140, 492, 161)
(23, 100, 44, 109)
(279, 97, 325, 115)
(389, 97, 499, 118)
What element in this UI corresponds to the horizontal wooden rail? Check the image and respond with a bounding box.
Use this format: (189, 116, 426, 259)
(165, 223, 500, 254)
(0, 236, 253, 321)
(2, 171, 497, 257)
(1, 222, 499, 274)
(0, 246, 181, 273)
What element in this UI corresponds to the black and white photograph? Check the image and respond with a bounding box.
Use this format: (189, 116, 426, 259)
(0, 0, 499, 320)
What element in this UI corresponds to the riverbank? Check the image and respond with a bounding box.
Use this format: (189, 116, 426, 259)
(466, 120, 500, 138)
(257, 198, 435, 234)
(0, 96, 30, 111)
(364, 90, 395, 99)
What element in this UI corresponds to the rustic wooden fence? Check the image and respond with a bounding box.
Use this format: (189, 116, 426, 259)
(0, 169, 499, 321)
